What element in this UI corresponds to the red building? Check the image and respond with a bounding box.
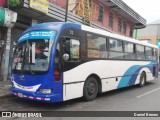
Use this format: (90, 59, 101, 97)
(48, 0, 146, 38)
(4, 0, 145, 40)
(0, 0, 6, 7)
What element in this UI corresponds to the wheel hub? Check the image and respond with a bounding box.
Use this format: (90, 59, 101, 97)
(87, 82, 96, 95)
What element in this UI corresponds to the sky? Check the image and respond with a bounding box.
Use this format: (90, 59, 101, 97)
(122, 0, 160, 23)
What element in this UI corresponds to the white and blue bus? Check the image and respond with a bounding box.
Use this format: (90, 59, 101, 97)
(10, 22, 158, 102)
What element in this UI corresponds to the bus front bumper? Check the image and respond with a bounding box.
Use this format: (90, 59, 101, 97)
(9, 87, 62, 103)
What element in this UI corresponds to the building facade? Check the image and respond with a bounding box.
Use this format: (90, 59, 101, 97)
(0, 0, 7, 80)
(0, 0, 146, 81)
(137, 19, 160, 48)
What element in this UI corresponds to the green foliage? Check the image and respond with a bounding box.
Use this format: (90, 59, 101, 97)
(7, 0, 20, 7)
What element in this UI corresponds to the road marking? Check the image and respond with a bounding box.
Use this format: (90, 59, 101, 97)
(137, 87, 160, 98)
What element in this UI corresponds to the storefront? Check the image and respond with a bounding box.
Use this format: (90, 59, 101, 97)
(0, 27, 6, 80)
(0, 7, 17, 81)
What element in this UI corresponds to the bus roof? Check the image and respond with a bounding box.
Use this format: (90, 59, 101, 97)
(22, 22, 157, 48)
(22, 22, 81, 35)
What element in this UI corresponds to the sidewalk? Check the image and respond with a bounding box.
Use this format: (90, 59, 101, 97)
(0, 80, 12, 98)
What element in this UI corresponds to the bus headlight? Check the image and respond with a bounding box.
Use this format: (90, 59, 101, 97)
(40, 89, 52, 94)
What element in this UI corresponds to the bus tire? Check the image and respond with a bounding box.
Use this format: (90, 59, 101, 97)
(83, 77, 98, 101)
(139, 72, 146, 87)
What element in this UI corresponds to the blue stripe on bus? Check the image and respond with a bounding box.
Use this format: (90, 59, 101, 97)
(117, 62, 156, 88)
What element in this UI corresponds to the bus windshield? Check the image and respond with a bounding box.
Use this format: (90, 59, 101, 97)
(12, 38, 54, 74)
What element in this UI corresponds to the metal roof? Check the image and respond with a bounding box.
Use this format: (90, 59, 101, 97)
(18, 0, 146, 30)
(99, 0, 146, 29)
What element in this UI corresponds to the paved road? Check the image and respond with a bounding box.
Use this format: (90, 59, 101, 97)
(0, 78, 160, 119)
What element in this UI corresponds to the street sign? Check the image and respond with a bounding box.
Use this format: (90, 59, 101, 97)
(30, 0, 49, 14)
(0, 8, 5, 25)
(0, 8, 17, 28)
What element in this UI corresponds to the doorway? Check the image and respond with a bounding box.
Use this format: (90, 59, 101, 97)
(0, 27, 6, 80)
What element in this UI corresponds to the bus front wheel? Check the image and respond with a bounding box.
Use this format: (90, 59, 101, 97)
(139, 72, 146, 87)
(83, 77, 98, 101)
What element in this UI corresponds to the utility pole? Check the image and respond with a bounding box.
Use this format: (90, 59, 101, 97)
(2, 27, 11, 81)
(65, 0, 69, 22)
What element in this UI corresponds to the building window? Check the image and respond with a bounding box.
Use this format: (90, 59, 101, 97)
(118, 17, 122, 32)
(109, 39, 123, 52)
(130, 25, 134, 37)
(89, 0, 92, 7)
(109, 12, 114, 28)
(98, 5, 104, 22)
(123, 21, 127, 34)
(124, 42, 134, 53)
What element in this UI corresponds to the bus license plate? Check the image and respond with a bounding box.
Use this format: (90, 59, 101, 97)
(18, 93, 23, 98)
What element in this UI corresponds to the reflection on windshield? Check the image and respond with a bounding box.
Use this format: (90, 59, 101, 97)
(12, 39, 53, 74)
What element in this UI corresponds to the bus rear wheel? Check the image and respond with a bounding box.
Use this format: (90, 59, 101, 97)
(83, 77, 98, 101)
(139, 72, 146, 87)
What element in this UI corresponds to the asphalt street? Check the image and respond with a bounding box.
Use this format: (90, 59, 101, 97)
(0, 78, 160, 119)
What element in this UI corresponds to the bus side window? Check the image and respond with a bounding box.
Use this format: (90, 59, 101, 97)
(70, 39, 80, 61)
(63, 39, 80, 62)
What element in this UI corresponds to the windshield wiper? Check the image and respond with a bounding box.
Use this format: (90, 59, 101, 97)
(23, 57, 34, 75)
(25, 40, 34, 75)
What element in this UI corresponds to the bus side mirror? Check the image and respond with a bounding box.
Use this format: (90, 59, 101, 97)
(62, 53, 69, 61)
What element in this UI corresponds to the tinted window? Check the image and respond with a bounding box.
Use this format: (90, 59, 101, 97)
(63, 39, 80, 61)
(152, 48, 157, 61)
(109, 39, 123, 52)
(124, 42, 134, 53)
(109, 39, 123, 59)
(137, 45, 144, 54)
(136, 45, 145, 60)
(70, 39, 80, 61)
(124, 42, 136, 59)
(145, 47, 152, 60)
(87, 34, 107, 58)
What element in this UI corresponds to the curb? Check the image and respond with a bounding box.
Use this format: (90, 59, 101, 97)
(0, 93, 11, 99)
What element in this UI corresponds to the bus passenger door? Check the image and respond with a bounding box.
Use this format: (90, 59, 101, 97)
(61, 37, 84, 101)
(61, 38, 81, 72)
